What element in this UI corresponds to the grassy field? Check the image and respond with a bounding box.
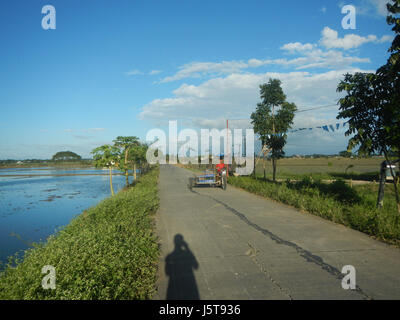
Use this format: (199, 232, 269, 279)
(184, 157, 384, 178)
(0, 167, 160, 300)
(253, 157, 383, 180)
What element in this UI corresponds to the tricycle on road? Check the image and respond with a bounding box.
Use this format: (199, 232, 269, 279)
(189, 168, 227, 190)
(189, 155, 227, 190)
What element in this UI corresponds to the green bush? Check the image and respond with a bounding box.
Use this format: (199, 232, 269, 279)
(0, 167, 160, 300)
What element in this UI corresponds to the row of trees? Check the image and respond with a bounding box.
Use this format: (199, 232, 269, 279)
(91, 136, 148, 195)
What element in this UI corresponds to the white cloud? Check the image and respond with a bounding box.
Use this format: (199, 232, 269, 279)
(85, 128, 105, 133)
(158, 27, 385, 83)
(320, 27, 392, 50)
(378, 35, 394, 43)
(64, 128, 105, 133)
(294, 49, 370, 69)
(73, 135, 92, 140)
(368, 0, 388, 16)
(125, 69, 163, 76)
(320, 27, 385, 50)
(246, 48, 370, 70)
(158, 49, 369, 83)
(281, 42, 315, 54)
(139, 68, 372, 127)
(160, 61, 249, 83)
(125, 69, 143, 76)
(149, 70, 162, 75)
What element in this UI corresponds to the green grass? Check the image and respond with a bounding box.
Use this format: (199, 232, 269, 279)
(182, 157, 383, 182)
(0, 167, 160, 300)
(253, 156, 383, 176)
(253, 170, 380, 182)
(228, 175, 400, 246)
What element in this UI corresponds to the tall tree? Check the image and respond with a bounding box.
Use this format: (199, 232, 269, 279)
(113, 136, 140, 187)
(91, 145, 120, 196)
(337, 0, 400, 212)
(128, 143, 148, 180)
(251, 79, 297, 181)
(376, 0, 400, 157)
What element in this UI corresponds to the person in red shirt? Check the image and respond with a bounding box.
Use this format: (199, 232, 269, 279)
(215, 156, 226, 174)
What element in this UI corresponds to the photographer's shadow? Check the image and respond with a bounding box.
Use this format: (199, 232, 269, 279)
(165, 234, 200, 300)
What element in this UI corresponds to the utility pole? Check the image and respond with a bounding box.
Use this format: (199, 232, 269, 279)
(271, 103, 276, 181)
(226, 119, 229, 178)
(272, 104, 275, 135)
(377, 160, 387, 208)
(253, 151, 256, 178)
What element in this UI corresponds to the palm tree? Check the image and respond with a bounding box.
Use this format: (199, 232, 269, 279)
(91, 145, 120, 196)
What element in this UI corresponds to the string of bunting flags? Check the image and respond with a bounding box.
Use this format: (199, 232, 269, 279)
(264, 121, 348, 138)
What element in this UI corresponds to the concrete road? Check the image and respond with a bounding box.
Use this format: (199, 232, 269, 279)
(153, 165, 400, 300)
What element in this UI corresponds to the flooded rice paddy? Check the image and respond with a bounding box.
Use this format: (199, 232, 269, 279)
(0, 167, 131, 266)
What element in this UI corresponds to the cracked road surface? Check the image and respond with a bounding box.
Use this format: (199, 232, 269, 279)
(153, 165, 400, 300)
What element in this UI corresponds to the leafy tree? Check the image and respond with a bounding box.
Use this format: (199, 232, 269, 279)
(251, 79, 297, 181)
(52, 151, 81, 162)
(113, 136, 140, 187)
(376, 0, 400, 156)
(91, 145, 120, 196)
(339, 150, 353, 158)
(337, 0, 400, 212)
(128, 144, 148, 180)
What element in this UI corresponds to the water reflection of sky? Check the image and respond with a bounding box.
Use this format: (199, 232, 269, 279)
(0, 167, 124, 176)
(0, 168, 132, 266)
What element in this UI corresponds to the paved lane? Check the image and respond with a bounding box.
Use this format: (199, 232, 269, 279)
(153, 165, 400, 300)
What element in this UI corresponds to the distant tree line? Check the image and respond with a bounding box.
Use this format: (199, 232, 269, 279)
(52, 151, 82, 161)
(0, 157, 92, 166)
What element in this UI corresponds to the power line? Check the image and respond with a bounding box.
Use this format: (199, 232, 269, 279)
(295, 104, 338, 113)
(227, 104, 339, 121)
(285, 144, 346, 147)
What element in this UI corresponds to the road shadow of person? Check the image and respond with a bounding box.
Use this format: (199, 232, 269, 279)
(165, 234, 200, 300)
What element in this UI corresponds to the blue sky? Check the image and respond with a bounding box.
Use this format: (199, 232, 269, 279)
(0, 0, 395, 159)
